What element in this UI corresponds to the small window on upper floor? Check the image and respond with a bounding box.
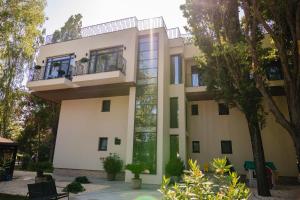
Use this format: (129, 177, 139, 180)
(98, 137, 108, 151)
(191, 104, 199, 115)
(218, 103, 229, 115)
(192, 141, 200, 153)
(221, 140, 232, 154)
(102, 100, 111, 112)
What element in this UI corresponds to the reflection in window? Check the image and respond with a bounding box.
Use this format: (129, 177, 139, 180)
(44, 54, 75, 80)
(191, 65, 203, 87)
(133, 34, 159, 174)
(265, 60, 283, 80)
(170, 135, 179, 160)
(170, 55, 182, 84)
(89, 46, 123, 73)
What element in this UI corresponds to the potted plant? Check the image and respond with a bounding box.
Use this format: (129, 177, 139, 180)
(125, 163, 145, 189)
(58, 69, 66, 77)
(165, 158, 185, 184)
(103, 153, 123, 181)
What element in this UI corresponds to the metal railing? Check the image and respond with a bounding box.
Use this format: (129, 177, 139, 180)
(29, 65, 74, 81)
(45, 17, 191, 44)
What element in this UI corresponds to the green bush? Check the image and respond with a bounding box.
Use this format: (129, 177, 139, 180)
(21, 155, 31, 170)
(63, 181, 85, 194)
(27, 161, 53, 173)
(125, 163, 145, 179)
(74, 176, 90, 184)
(165, 158, 185, 177)
(160, 158, 250, 199)
(103, 153, 123, 175)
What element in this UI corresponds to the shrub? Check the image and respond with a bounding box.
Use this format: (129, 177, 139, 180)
(21, 155, 31, 170)
(74, 176, 90, 184)
(125, 163, 145, 179)
(103, 153, 123, 175)
(160, 158, 250, 199)
(28, 161, 53, 173)
(63, 181, 85, 194)
(165, 158, 185, 177)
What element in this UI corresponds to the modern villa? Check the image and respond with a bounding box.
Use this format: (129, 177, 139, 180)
(27, 17, 298, 184)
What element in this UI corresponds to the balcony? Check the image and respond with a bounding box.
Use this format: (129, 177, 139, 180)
(27, 52, 127, 92)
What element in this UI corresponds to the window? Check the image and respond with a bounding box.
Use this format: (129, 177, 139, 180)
(265, 60, 283, 80)
(170, 97, 179, 128)
(191, 65, 203, 87)
(191, 104, 198, 115)
(170, 55, 182, 84)
(44, 54, 75, 80)
(192, 141, 200, 153)
(115, 137, 121, 145)
(98, 137, 108, 151)
(89, 46, 123, 73)
(170, 135, 179, 160)
(102, 100, 111, 112)
(218, 103, 229, 115)
(221, 140, 232, 154)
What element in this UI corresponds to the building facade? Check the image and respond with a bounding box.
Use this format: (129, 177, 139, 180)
(27, 17, 298, 184)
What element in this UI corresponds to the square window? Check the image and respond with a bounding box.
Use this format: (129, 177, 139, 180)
(221, 140, 232, 154)
(191, 104, 198, 115)
(102, 100, 111, 112)
(218, 103, 229, 115)
(192, 141, 200, 153)
(115, 137, 121, 145)
(98, 137, 108, 151)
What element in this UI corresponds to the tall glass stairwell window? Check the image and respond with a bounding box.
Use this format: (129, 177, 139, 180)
(133, 34, 159, 174)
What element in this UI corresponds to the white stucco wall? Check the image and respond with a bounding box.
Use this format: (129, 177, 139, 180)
(53, 96, 129, 171)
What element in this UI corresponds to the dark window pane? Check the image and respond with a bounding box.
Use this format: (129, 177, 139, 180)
(170, 55, 182, 84)
(45, 55, 74, 79)
(170, 135, 179, 160)
(102, 100, 111, 112)
(221, 140, 232, 154)
(192, 141, 200, 153)
(170, 97, 179, 128)
(98, 137, 108, 151)
(191, 104, 198, 115)
(218, 103, 229, 115)
(191, 65, 204, 87)
(139, 59, 158, 69)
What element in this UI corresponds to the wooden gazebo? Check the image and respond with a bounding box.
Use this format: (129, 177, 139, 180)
(0, 137, 18, 181)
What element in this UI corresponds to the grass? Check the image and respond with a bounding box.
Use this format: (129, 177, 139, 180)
(0, 193, 25, 200)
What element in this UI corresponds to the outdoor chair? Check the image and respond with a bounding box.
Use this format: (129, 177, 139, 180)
(26, 180, 69, 200)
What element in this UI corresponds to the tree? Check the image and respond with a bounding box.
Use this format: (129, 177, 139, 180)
(181, 0, 271, 196)
(0, 0, 46, 138)
(51, 14, 82, 43)
(241, 0, 300, 177)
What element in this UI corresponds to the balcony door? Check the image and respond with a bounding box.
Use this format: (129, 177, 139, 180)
(44, 55, 74, 80)
(191, 65, 203, 87)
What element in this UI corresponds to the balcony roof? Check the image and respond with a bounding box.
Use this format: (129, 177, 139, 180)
(45, 17, 191, 45)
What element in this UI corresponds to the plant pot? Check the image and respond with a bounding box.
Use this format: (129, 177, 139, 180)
(131, 178, 142, 189)
(107, 173, 116, 181)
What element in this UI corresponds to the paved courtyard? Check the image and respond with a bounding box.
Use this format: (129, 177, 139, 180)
(0, 170, 300, 199)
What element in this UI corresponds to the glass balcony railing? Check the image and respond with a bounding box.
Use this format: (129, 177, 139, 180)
(29, 54, 126, 81)
(44, 17, 190, 45)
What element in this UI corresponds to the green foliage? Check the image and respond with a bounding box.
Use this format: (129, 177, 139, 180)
(63, 181, 85, 194)
(125, 163, 145, 179)
(160, 158, 250, 199)
(74, 176, 90, 184)
(21, 155, 31, 170)
(165, 158, 185, 177)
(103, 153, 123, 175)
(0, 0, 46, 138)
(26, 161, 53, 173)
(51, 14, 82, 43)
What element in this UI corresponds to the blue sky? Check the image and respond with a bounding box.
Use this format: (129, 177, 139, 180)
(44, 0, 187, 35)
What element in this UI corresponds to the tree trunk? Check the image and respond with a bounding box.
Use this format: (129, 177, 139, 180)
(246, 115, 271, 196)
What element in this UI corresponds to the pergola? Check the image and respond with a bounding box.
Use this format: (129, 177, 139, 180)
(0, 137, 18, 180)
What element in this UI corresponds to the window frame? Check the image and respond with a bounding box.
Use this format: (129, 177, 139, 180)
(218, 103, 229, 115)
(102, 100, 111, 112)
(221, 140, 232, 154)
(191, 104, 199, 115)
(192, 141, 200, 153)
(170, 54, 182, 84)
(170, 97, 179, 128)
(44, 54, 74, 80)
(98, 137, 108, 151)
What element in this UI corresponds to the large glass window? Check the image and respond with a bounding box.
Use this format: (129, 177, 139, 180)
(170, 135, 179, 160)
(133, 34, 159, 174)
(191, 65, 204, 87)
(170, 97, 179, 128)
(89, 46, 123, 73)
(44, 54, 75, 80)
(170, 55, 182, 84)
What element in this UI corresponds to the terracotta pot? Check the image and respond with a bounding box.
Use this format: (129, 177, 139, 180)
(131, 178, 142, 189)
(107, 173, 116, 181)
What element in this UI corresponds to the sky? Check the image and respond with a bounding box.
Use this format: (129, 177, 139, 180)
(44, 0, 188, 35)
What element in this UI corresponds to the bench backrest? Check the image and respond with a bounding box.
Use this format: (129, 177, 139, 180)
(27, 180, 58, 199)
